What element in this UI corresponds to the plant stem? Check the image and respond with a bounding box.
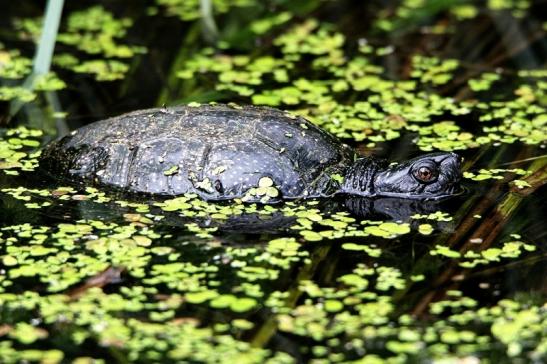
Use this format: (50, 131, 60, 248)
(200, 0, 219, 44)
(33, 0, 65, 75)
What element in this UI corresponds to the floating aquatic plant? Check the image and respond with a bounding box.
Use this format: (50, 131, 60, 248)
(0, 1, 545, 362)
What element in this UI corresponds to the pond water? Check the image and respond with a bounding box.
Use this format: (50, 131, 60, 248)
(0, 1, 546, 363)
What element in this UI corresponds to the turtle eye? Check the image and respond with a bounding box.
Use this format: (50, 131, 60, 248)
(414, 165, 437, 183)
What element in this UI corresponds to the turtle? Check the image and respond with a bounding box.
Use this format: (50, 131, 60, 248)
(39, 104, 462, 202)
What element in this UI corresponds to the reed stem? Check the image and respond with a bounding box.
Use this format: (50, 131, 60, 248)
(33, 0, 65, 75)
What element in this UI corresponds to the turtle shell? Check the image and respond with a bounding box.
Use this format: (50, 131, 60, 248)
(40, 104, 356, 201)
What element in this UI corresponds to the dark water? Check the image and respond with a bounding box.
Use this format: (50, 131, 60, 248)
(0, 1, 546, 363)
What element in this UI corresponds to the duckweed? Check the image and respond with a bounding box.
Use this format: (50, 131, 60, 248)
(14, 5, 145, 81)
(0, 0, 545, 362)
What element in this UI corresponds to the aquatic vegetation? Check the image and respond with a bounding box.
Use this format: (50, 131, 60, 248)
(488, 0, 531, 18)
(464, 168, 529, 181)
(154, 0, 254, 21)
(0, 86, 36, 103)
(56, 6, 143, 58)
(14, 5, 145, 81)
(0, 45, 32, 79)
(0, 0, 545, 362)
(0, 127, 42, 175)
(32, 72, 66, 91)
(0, 200, 544, 362)
(0, 166, 544, 361)
(174, 17, 546, 150)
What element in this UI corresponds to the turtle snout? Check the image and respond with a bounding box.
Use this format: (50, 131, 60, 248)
(441, 153, 462, 181)
(444, 152, 461, 166)
(439, 154, 463, 196)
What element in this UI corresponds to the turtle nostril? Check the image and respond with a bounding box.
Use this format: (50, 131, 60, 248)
(214, 180, 224, 193)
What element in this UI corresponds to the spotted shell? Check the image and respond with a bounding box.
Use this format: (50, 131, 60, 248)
(40, 104, 356, 201)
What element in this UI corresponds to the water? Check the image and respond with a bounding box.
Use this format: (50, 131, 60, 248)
(0, 1, 546, 363)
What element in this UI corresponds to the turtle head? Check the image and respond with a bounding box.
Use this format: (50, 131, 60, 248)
(373, 152, 462, 199)
(342, 152, 462, 200)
